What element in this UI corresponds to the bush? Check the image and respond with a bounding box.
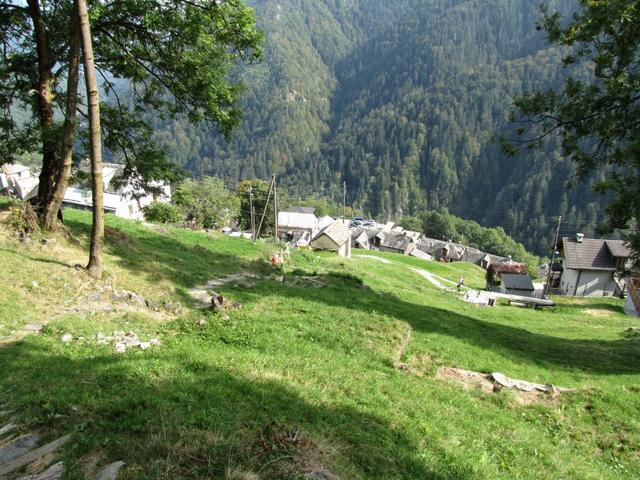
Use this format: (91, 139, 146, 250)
(143, 201, 183, 224)
(8, 202, 40, 239)
(174, 177, 239, 229)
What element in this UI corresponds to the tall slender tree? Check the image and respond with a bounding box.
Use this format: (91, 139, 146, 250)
(76, 0, 104, 278)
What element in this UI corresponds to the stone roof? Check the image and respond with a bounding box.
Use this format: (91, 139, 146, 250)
(502, 273, 534, 291)
(277, 212, 318, 231)
(375, 230, 415, 252)
(605, 239, 631, 258)
(312, 221, 352, 246)
(287, 206, 316, 215)
(562, 237, 622, 271)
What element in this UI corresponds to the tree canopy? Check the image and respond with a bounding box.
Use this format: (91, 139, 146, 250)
(508, 0, 639, 265)
(0, 0, 262, 226)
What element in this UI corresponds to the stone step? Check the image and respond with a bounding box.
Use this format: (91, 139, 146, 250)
(0, 434, 70, 477)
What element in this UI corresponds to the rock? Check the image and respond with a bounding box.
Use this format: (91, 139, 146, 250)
(275, 275, 285, 283)
(110, 291, 128, 302)
(95, 461, 125, 480)
(0, 435, 40, 465)
(149, 339, 161, 347)
(31, 281, 39, 289)
(128, 293, 146, 306)
(114, 343, 127, 354)
(86, 291, 102, 302)
(145, 300, 160, 311)
(304, 471, 340, 480)
(23, 324, 43, 332)
(60, 334, 73, 343)
(490, 372, 516, 389)
(196, 319, 207, 326)
(0, 423, 16, 437)
(20, 461, 64, 480)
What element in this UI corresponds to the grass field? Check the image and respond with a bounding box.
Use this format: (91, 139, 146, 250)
(1, 198, 639, 479)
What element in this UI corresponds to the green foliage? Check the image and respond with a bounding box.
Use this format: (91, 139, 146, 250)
(150, 0, 607, 257)
(0, 0, 263, 199)
(420, 210, 540, 276)
(7, 202, 41, 239)
(235, 179, 287, 237)
(173, 177, 239, 229)
(142, 201, 183, 224)
(509, 0, 640, 265)
(0, 203, 639, 478)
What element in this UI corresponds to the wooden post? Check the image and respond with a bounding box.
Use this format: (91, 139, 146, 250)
(342, 181, 346, 224)
(255, 176, 274, 241)
(273, 174, 278, 240)
(544, 216, 562, 297)
(248, 185, 255, 240)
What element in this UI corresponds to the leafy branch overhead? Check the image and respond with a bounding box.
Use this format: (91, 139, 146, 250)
(505, 0, 640, 264)
(0, 0, 263, 228)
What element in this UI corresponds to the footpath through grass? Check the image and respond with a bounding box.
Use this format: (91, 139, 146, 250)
(0, 200, 639, 479)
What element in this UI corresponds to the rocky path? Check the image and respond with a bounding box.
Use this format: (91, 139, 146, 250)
(0, 404, 124, 479)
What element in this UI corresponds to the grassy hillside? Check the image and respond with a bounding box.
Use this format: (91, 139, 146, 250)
(0, 199, 639, 479)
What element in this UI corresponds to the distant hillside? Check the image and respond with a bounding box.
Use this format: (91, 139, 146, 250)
(148, 0, 605, 255)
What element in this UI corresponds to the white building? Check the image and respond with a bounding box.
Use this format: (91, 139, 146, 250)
(277, 211, 319, 246)
(557, 235, 630, 297)
(310, 221, 352, 258)
(1, 162, 170, 221)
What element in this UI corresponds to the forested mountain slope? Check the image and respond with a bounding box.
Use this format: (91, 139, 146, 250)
(150, 0, 604, 255)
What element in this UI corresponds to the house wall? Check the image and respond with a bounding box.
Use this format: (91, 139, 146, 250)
(561, 268, 616, 296)
(560, 268, 579, 295)
(311, 235, 339, 251)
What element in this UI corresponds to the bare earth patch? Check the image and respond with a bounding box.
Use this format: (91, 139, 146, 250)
(435, 367, 571, 405)
(583, 309, 613, 318)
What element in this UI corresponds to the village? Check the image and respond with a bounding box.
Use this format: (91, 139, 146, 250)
(3, 161, 638, 319)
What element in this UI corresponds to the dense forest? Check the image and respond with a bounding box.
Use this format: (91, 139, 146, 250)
(147, 0, 608, 256)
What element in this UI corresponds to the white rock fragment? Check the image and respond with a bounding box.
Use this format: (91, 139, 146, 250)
(114, 343, 127, 354)
(139, 342, 150, 350)
(61, 334, 73, 343)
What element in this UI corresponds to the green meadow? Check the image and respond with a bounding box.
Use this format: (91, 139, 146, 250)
(1, 199, 638, 479)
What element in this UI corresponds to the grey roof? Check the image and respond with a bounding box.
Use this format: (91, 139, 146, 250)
(375, 230, 415, 251)
(501, 273, 535, 291)
(288, 206, 316, 215)
(605, 240, 631, 258)
(562, 237, 618, 271)
(312, 221, 352, 246)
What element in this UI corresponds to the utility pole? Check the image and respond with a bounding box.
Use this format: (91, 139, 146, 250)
(255, 175, 275, 241)
(342, 181, 346, 224)
(273, 174, 278, 240)
(248, 185, 255, 241)
(544, 215, 562, 297)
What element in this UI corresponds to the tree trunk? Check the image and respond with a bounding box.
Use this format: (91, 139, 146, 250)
(26, 0, 58, 217)
(77, 0, 104, 279)
(42, 17, 82, 230)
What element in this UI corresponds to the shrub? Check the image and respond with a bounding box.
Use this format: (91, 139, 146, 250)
(8, 202, 40, 239)
(143, 201, 183, 224)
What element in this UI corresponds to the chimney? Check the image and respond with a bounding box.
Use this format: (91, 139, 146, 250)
(576, 233, 584, 243)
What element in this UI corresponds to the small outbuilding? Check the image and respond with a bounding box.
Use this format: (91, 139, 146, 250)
(501, 273, 535, 297)
(277, 211, 319, 243)
(310, 221, 353, 258)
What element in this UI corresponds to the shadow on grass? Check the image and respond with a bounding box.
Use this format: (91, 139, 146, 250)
(62, 216, 638, 375)
(238, 273, 640, 376)
(0, 342, 465, 479)
(63, 216, 275, 303)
